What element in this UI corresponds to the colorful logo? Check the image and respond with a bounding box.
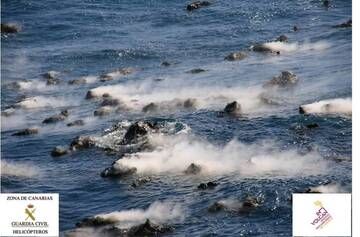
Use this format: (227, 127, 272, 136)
(25, 204, 36, 221)
(310, 200, 332, 230)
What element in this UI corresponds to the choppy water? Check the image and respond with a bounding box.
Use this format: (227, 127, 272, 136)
(1, 0, 351, 236)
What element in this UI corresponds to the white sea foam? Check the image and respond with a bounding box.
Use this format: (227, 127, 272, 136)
(95, 201, 184, 229)
(1, 160, 39, 178)
(263, 41, 330, 53)
(300, 98, 352, 115)
(112, 134, 330, 178)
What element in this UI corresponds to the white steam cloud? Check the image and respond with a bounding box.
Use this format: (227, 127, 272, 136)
(263, 41, 330, 53)
(87, 82, 272, 115)
(112, 134, 330, 178)
(300, 98, 352, 115)
(15, 96, 74, 109)
(95, 201, 184, 229)
(1, 160, 39, 178)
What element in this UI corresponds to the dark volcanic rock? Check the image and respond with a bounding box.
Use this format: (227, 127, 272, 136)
(184, 163, 201, 175)
(208, 202, 226, 212)
(209, 196, 262, 213)
(224, 101, 241, 115)
(68, 78, 87, 85)
(252, 44, 275, 53)
(242, 196, 261, 209)
(70, 136, 94, 150)
(142, 102, 159, 113)
(127, 219, 174, 236)
(94, 107, 111, 117)
(101, 98, 121, 107)
(224, 52, 247, 61)
(12, 128, 39, 136)
(161, 61, 171, 67)
(264, 71, 298, 87)
(101, 165, 137, 178)
(1, 23, 20, 33)
(334, 19, 352, 28)
(100, 68, 134, 82)
(46, 77, 61, 85)
(76, 216, 116, 228)
(122, 121, 154, 144)
(67, 120, 85, 127)
(187, 1, 211, 11)
(306, 123, 319, 129)
(323, 0, 330, 7)
(42, 71, 59, 80)
(51, 146, 69, 157)
(42, 110, 69, 124)
(131, 177, 152, 188)
(183, 98, 197, 109)
(186, 68, 206, 74)
(86, 90, 98, 99)
(276, 35, 288, 42)
(197, 181, 218, 190)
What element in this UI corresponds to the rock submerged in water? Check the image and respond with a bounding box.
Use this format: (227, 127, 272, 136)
(276, 35, 288, 43)
(42, 71, 61, 85)
(101, 98, 121, 107)
(85, 90, 98, 100)
(68, 78, 87, 85)
(198, 181, 218, 190)
(51, 146, 69, 157)
(94, 107, 112, 117)
(184, 163, 201, 175)
(142, 102, 159, 113)
(161, 61, 171, 67)
(126, 219, 174, 236)
(264, 71, 298, 87)
(224, 101, 241, 115)
(42, 110, 69, 124)
(1, 23, 21, 33)
(12, 128, 39, 136)
(67, 120, 85, 127)
(252, 44, 280, 54)
(75, 217, 174, 236)
(131, 177, 152, 188)
(306, 123, 319, 129)
(183, 98, 197, 109)
(208, 196, 262, 213)
(76, 216, 116, 228)
(70, 136, 95, 151)
(334, 19, 352, 28)
(101, 164, 137, 178)
(186, 1, 211, 11)
(100, 67, 134, 82)
(186, 68, 206, 74)
(224, 52, 247, 61)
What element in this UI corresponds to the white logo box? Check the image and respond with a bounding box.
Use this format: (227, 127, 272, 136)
(292, 193, 351, 237)
(0, 193, 59, 237)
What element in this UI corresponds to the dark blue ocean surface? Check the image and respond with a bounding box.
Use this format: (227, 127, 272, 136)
(1, 0, 351, 236)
